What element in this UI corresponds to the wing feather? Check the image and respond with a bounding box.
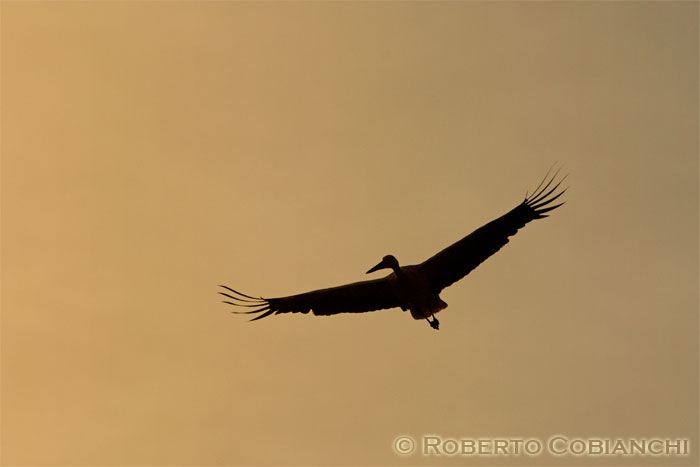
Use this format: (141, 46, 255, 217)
(219, 276, 400, 321)
(419, 171, 567, 293)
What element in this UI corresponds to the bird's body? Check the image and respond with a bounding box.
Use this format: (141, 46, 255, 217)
(383, 262, 448, 324)
(221, 169, 567, 330)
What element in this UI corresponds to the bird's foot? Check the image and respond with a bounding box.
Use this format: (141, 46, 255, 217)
(429, 318, 440, 330)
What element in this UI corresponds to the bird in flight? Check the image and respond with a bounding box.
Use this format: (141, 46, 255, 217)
(220, 169, 567, 330)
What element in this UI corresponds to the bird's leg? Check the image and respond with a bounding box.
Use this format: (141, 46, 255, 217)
(426, 314, 440, 330)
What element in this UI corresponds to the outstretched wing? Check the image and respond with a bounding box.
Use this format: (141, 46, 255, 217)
(219, 276, 400, 321)
(419, 169, 567, 293)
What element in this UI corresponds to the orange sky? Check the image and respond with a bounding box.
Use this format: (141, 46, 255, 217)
(2, 2, 698, 466)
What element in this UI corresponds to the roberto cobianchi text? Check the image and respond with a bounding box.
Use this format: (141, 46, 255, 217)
(393, 435, 689, 457)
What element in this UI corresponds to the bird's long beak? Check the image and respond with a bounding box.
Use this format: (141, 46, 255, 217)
(366, 259, 388, 274)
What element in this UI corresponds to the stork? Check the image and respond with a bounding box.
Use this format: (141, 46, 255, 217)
(220, 169, 567, 330)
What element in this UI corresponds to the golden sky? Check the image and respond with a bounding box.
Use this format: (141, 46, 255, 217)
(2, 1, 698, 466)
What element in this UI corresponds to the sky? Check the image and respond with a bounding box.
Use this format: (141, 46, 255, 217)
(1, 1, 698, 466)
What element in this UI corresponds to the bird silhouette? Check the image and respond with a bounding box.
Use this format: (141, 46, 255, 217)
(220, 168, 567, 330)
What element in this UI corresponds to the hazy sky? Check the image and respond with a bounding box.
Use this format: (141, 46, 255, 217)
(2, 2, 698, 466)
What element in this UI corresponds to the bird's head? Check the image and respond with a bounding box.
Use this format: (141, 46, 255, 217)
(366, 255, 400, 274)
